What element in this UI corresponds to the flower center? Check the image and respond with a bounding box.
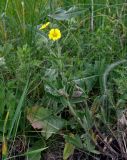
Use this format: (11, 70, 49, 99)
(53, 31, 57, 37)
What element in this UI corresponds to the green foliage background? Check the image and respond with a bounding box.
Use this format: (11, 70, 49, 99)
(0, 0, 127, 159)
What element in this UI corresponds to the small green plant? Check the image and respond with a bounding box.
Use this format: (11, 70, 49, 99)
(0, 0, 127, 159)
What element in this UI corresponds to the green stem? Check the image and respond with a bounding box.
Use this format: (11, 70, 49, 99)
(67, 100, 85, 130)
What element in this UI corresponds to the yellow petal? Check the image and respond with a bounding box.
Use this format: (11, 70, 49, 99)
(39, 22, 50, 30)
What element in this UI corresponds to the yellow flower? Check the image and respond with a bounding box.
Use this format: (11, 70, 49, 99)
(48, 28, 61, 41)
(39, 22, 50, 30)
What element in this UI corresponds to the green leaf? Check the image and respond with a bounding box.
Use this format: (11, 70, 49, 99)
(64, 135, 83, 149)
(8, 147, 48, 160)
(63, 142, 75, 160)
(27, 106, 52, 130)
(83, 134, 100, 155)
(41, 116, 64, 139)
(0, 82, 5, 117)
(49, 6, 86, 21)
(27, 141, 46, 160)
(27, 107, 64, 139)
(8, 79, 29, 138)
(82, 107, 93, 130)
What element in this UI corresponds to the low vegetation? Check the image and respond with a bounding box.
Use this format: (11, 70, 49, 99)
(0, 0, 127, 159)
